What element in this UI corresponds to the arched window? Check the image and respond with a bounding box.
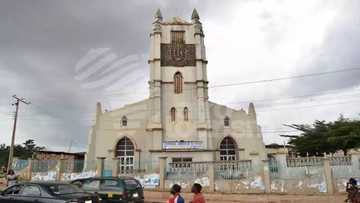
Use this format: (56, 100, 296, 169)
(171, 107, 176, 122)
(224, 116, 230, 127)
(121, 116, 127, 126)
(183, 107, 189, 121)
(174, 72, 183, 94)
(115, 137, 134, 174)
(219, 136, 237, 161)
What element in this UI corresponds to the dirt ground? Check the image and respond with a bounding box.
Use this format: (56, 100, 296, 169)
(144, 191, 347, 203)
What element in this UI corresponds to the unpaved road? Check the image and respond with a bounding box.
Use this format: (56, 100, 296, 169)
(144, 191, 347, 203)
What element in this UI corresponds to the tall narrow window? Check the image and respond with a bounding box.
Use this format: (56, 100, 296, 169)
(171, 31, 185, 44)
(184, 107, 189, 121)
(224, 116, 230, 127)
(121, 116, 127, 126)
(171, 107, 176, 122)
(174, 72, 183, 94)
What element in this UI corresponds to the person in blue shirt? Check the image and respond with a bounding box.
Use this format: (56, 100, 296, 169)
(167, 184, 185, 203)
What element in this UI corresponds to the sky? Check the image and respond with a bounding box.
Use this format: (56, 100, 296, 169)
(0, 0, 359, 152)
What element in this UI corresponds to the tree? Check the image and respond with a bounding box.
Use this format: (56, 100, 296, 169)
(0, 144, 9, 169)
(0, 139, 45, 167)
(287, 116, 360, 156)
(327, 116, 360, 155)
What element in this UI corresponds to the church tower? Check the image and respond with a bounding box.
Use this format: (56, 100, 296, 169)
(147, 9, 211, 148)
(86, 9, 267, 171)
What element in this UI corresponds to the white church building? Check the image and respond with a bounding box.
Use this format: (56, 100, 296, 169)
(86, 9, 267, 173)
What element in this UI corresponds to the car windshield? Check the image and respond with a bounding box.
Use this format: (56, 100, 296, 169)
(100, 179, 124, 192)
(124, 179, 141, 189)
(47, 184, 84, 195)
(3, 185, 22, 195)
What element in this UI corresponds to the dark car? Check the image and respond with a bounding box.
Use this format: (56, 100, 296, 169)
(0, 182, 100, 203)
(71, 177, 144, 203)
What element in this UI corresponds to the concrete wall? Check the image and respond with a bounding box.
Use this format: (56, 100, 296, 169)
(12, 152, 360, 195)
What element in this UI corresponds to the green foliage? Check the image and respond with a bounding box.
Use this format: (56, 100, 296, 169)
(288, 115, 360, 156)
(0, 139, 45, 167)
(0, 144, 8, 170)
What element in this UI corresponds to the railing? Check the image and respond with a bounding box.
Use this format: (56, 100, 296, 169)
(32, 160, 58, 172)
(168, 161, 209, 177)
(167, 160, 253, 180)
(61, 160, 85, 173)
(214, 160, 252, 179)
(214, 160, 252, 171)
(12, 159, 29, 172)
(269, 158, 279, 178)
(287, 157, 323, 167)
(286, 156, 352, 167)
(330, 156, 351, 166)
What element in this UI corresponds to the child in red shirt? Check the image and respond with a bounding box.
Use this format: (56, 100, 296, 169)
(190, 183, 206, 203)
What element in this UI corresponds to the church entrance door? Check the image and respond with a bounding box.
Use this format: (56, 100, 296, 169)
(115, 137, 135, 174)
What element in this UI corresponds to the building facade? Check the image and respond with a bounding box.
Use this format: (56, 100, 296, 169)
(86, 9, 266, 173)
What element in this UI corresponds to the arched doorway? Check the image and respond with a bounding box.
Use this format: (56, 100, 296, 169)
(219, 136, 237, 161)
(115, 137, 135, 173)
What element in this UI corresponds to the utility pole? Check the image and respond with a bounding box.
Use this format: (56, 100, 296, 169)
(7, 95, 30, 171)
(67, 139, 73, 153)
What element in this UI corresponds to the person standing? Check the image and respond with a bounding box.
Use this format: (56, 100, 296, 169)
(6, 169, 17, 187)
(0, 166, 6, 178)
(167, 184, 185, 203)
(190, 183, 206, 203)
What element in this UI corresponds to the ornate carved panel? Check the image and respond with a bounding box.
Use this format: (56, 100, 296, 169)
(161, 43, 196, 67)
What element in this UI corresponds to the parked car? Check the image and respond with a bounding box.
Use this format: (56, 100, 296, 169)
(71, 177, 144, 203)
(0, 182, 100, 203)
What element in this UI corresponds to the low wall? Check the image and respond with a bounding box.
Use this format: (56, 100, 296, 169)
(215, 176, 265, 193)
(270, 166, 327, 194)
(165, 172, 210, 192)
(10, 153, 360, 195)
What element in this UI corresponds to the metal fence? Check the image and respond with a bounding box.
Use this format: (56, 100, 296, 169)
(168, 161, 209, 178)
(214, 160, 252, 179)
(12, 159, 29, 172)
(167, 160, 253, 180)
(32, 160, 58, 173)
(269, 158, 279, 178)
(286, 156, 351, 167)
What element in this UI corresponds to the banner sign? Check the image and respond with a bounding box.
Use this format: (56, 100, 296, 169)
(162, 141, 203, 150)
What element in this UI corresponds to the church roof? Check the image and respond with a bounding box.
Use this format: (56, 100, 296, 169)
(161, 17, 192, 25)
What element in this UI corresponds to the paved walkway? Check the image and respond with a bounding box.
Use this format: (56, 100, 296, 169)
(144, 191, 347, 203)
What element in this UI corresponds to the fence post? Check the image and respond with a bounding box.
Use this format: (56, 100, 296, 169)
(323, 157, 334, 194)
(27, 158, 33, 181)
(262, 160, 271, 193)
(56, 158, 65, 181)
(112, 158, 119, 177)
(159, 157, 167, 191)
(273, 150, 287, 169)
(96, 157, 105, 177)
(349, 151, 360, 169)
(208, 162, 215, 192)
